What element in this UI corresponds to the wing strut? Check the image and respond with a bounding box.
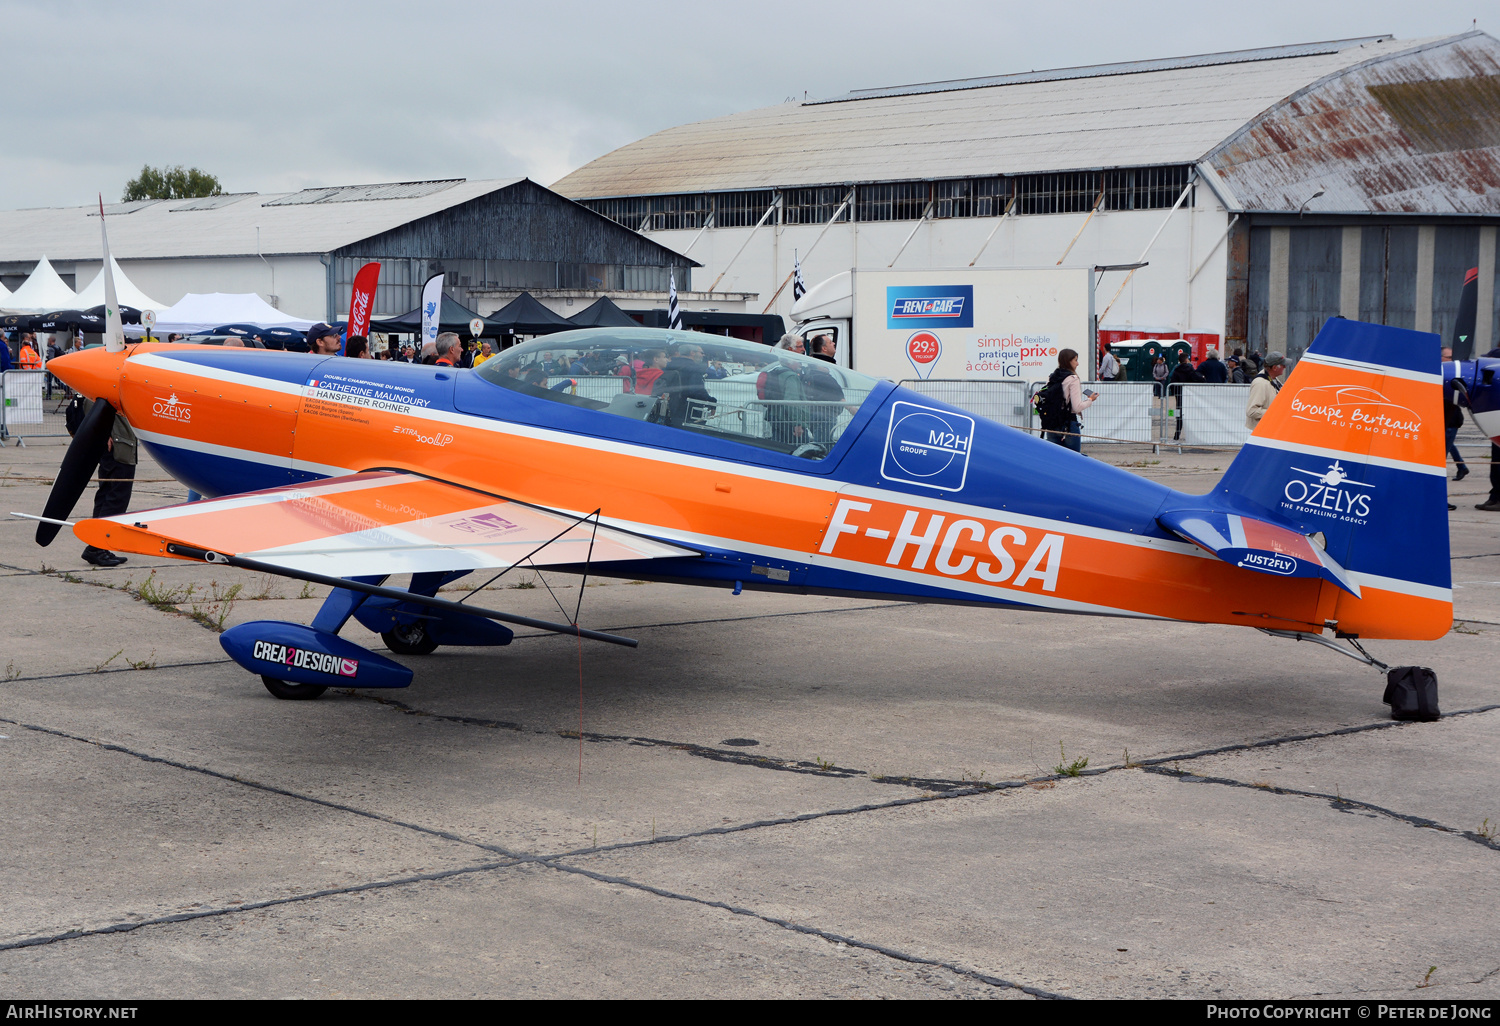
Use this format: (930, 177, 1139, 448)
(162, 542, 638, 648)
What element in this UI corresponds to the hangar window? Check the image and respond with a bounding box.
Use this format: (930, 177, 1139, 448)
(474, 327, 879, 461)
(856, 182, 930, 221)
(783, 187, 851, 224)
(933, 177, 1006, 218)
(712, 191, 777, 228)
(1103, 166, 1194, 210)
(1014, 172, 1101, 215)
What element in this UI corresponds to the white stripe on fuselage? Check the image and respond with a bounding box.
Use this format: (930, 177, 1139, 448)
(1243, 437, 1447, 477)
(133, 426, 352, 479)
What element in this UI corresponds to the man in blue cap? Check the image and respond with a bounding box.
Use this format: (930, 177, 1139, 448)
(307, 322, 342, 356)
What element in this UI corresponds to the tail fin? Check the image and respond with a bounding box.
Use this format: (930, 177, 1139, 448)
(1211, 318, 1451, 639)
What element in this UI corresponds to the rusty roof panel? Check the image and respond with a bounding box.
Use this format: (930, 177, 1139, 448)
(1207, 33, 1500, 213)
(1368, 76, 1500, 152)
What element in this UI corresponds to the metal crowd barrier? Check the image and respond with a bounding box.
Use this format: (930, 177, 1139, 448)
(1163, 383, 1254, 449)
(1075, 380, 1155, 444)
(899, 379, 1031, 430)
(2, 370, 69, 445)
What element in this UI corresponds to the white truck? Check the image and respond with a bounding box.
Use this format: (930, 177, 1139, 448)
(790, 267, 1095, 385)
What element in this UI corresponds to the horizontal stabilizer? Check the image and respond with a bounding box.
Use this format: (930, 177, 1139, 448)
(73, 470, 699, 577)
(1158, 508, 1360, 598)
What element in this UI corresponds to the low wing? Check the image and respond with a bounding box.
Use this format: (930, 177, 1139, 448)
(1158, 507, 1361, 598)
(72, 470, 698, 577)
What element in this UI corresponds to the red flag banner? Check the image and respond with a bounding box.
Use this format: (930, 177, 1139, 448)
(348, 262, 382, 339)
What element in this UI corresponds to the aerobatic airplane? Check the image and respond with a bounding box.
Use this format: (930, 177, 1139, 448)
(24, 227, 1468, 715)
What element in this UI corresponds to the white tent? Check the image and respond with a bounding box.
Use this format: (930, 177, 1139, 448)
(151, 292, 318, 334)
(4, 257, 78, 313)
(74, 257, 166, 313)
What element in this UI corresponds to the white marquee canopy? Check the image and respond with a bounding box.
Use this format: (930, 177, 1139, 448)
(4, 257, 78, 313)
(150, 292, 318, 335)
(74, 257, 166, 312)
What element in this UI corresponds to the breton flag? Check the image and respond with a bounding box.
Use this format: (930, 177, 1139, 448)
(667, 269, 682, 331)
(793, 251, 806, 303)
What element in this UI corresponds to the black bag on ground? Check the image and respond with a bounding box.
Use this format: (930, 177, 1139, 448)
(64, 393, 87, 436)
(1383, 666, 1440, 721)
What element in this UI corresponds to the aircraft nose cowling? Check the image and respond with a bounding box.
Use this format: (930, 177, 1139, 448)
(47, 346, 128, 405)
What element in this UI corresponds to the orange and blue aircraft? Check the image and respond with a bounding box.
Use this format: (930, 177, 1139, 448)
(30, 270, 1454, 712)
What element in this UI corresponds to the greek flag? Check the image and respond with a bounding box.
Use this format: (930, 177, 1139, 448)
(667, 270, 682, 331)
(793, 252, 806, 302)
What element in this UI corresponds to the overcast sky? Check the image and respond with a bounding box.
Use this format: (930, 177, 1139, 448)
(3, 0, 1489, 208)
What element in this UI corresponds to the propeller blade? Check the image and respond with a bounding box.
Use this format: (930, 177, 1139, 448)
(36, 400, 115, 546)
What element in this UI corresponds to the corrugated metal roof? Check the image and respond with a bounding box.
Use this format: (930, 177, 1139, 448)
(1205, 32, 1500, 214)
(0, 179, 524, 263)
(551, 35, 1468, 201)
(819, 37, 1392, 103)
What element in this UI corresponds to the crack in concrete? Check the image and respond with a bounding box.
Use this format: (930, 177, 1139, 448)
(2, 659, 234, 685)
(0, 715, 530, 861)
(356, 691, 1500, 799)
(0, 715, 1050, 995)
(1145, 765, 1500, 854)
(542, 859, 1061, 998)
(0, 860, 519, 953)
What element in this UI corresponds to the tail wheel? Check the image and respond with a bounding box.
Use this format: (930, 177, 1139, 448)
(382, 621, 439, 655)
(261, 675, 327, 701)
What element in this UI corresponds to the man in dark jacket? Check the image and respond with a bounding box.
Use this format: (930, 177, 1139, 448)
(1169, 353, 1203, 440)
(652, 341, 716, 426)
(1198, 349, 1228, 383)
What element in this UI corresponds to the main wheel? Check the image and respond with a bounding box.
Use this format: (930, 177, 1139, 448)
(382, 621, 439, 655)
(261, 675, 327, 701)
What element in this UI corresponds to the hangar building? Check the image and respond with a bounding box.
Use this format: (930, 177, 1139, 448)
(555, 32, 1500, 358)
(0, 178, 697, 324)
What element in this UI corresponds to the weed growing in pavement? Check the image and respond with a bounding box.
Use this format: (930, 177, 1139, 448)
(1252, 780, 1274, 789)
(92, 649, 124, 673)
(813, 756, 834, 771)
(1417, 966, 1437, 989)
(1452, 621, 1480, 635)
(135, 570, 191, 611)
(3, 661, 19, 681)
(127, 650, 157, 670)
(297, 581, 316, 600)
(1053, 741, 1088, 777)
(960, 769, 988, 783)
(510, 580, 536, 590)
(246, 575, 283, 601)
(1122, 747, 1141, 769)
(1479, 818, 1495, 841)
(187, 581, 241, 632)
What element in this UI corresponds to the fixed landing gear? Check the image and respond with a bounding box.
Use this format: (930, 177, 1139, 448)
(382, 620, 439, 656)
(261, 675, 327, 701)
(1258, 628, 1440, 721)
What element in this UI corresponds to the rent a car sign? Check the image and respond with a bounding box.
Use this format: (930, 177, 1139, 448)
(854, 270, 1091, 387)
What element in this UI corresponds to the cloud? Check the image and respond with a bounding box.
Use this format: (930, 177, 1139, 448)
(1, 0, 1482, 206)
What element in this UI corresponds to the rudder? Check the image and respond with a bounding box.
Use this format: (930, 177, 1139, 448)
(1214, 319, 1452, 639)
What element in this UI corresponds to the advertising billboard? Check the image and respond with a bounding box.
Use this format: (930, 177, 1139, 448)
(852, 268, 1094, 385)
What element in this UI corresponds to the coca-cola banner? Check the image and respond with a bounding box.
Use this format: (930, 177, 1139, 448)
(347, 262, 381, 341)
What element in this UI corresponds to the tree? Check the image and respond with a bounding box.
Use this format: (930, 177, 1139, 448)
(122, 165, 224, 202)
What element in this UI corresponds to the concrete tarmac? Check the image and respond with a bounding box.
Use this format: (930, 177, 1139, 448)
(2, 413, 1498, 999)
